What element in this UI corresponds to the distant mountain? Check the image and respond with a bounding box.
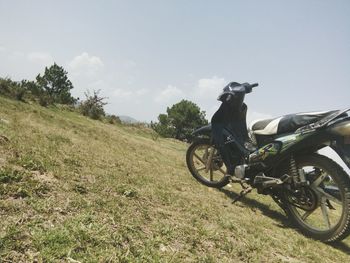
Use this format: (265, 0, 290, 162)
(118, 115, 139, 124)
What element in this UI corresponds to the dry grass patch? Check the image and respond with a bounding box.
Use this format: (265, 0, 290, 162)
(0, 96, 350, 262)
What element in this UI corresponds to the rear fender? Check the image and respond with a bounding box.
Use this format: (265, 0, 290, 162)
(330, 138, 350, 170)
(328, 120, 350, 136)
(328, 119, 350, 169)
(276, 121, 350, 169)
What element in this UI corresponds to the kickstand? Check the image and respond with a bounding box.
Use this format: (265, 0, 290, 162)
(232, 181, 253, 204)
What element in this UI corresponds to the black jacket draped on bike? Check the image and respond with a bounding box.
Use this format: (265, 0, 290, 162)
(211, 100, 249, 175)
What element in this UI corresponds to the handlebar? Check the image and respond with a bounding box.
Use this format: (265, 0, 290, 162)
(218, 81, 259, 102)
(242, 82, 259, 94)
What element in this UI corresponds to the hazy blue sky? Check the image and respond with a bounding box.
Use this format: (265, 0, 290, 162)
(1, 0, 349, 123)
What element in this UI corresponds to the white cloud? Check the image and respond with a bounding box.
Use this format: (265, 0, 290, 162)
(247, 111, 273, 124)
(183, 76, 227, 120)
(154, 85, 184, 103)
(112, 87, 149, 100)
(27, 52, 54, 66)
(68, 52, 104, 73)
(195, 76, 226, 98)
(113, 88, 133, 98)
(124, 59, 137, 69)
(0, 48, 55, 80)
(68, 52, 105, 98)
(88, 79, 105, 89)
(135, 88, 149, 96)
(10, 51, 25, 59)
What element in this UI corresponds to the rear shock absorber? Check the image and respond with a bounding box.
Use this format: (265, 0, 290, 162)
(290, 155, 307, 185)
(290, 155, 299, 184)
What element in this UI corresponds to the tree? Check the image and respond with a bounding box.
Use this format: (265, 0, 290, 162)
(36, 63, 76, 104)
(152, 100, 208, 141)
(79, 90, 107, 120)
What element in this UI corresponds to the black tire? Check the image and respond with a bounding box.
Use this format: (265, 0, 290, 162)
(186, 138, 229, 188)
(283, 154, 350, 243)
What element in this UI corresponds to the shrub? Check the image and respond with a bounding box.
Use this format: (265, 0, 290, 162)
(79, 90, 107, 120)
(20, 80, 43, 98)
(13, 86, 26, 101)
(0, 78, 27, 101)
(38, 93, 54, 107)
(106, 114, 122, 125)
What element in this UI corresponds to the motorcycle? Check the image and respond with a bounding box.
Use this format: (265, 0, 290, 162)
(186, 82, 350, 242)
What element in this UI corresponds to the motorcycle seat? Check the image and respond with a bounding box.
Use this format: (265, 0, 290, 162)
(250, 110, 338, 135)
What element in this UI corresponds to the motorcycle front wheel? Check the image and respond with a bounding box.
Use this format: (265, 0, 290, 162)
(186, 138, 229, 188)
(283, 154, 350, 243)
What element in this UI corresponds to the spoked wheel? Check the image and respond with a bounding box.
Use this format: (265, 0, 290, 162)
(186, 138, 229, 188)
(284, 154, 350, 242)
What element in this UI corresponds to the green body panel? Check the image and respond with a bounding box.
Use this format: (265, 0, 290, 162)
(276, 133, 311, 153)
(249, 132, 311, 163)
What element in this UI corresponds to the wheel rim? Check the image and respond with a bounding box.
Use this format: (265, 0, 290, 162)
(189, 142, 227, 183)
(287, 164, 344, 233)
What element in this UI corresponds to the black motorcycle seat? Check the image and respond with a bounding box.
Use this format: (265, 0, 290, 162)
(250, 110, 338, 135)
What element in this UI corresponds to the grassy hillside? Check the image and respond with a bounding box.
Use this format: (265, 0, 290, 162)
(0, 96, 349, 262)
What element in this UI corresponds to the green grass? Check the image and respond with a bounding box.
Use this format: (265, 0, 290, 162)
(0, 96, 350, 262)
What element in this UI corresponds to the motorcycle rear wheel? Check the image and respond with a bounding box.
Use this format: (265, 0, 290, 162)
(186, 138, 229, 188)
(283, 154, 350, 242)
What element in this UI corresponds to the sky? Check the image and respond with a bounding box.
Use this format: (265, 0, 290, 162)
(0, 0, 349, 124)
(1, 0, 349, 170)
